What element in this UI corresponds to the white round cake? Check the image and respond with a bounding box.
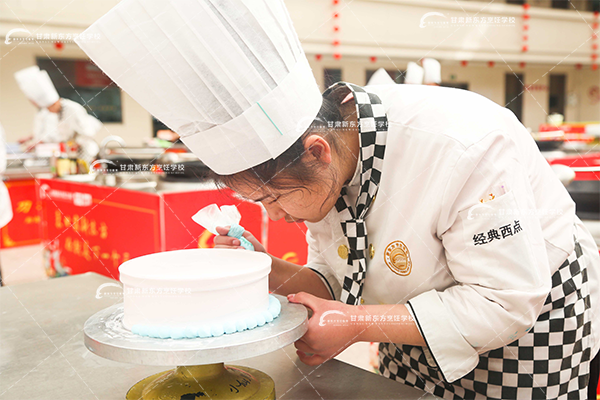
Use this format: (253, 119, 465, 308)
(119, 248, 280, 339)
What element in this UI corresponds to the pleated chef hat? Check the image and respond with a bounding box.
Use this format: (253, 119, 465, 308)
(422, 58, 441, 85)
(367, 68, 395, 85)
(14, 66, 60, 109)
(404, 62, 424, 85)
(75, 0, 322, 175)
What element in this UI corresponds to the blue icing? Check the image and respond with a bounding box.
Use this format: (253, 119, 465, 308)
(157, 326, 171, 339)
(210, 324, 225, 337)
(246, 316, 258, 330)
(197, 326, 212, 338)
(182, 326, 196, 339)
(263, 310, 273, 323)
(227, 224, 254, 251)
(223, 321, 237, 334)
(131, 325, 146, 336)
(269, 295, 282, 315)
(171, 327, 186, 339)
(236, 319, 247, 332)
(130, 295, 281, 339)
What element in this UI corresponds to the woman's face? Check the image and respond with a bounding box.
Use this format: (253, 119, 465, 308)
(228, 132, 358, 224)
(233, 179, 339, 224)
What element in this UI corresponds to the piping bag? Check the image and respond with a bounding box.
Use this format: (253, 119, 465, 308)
(192, 204, 254, 251)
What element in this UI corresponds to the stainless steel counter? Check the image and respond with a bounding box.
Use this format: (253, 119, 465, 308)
(4, 154, 52, 180)
(0, 273, 437, 399)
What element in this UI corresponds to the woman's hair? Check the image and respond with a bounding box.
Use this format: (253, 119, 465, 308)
(210, 85, 351, 199)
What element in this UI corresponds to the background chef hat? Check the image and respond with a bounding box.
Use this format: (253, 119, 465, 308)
(422, 58, 442, 85)
(367, 68, 395, 85)
(404, 62, 424, 85)
(14, 66, 60, 109)
(75, 0, 322, 175)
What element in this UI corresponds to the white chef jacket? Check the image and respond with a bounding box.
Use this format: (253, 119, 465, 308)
(32, 98, 101, 160)
(305, 84, 600, 383)
(32, 108, 60, 143)
(0, 122, 13, 228)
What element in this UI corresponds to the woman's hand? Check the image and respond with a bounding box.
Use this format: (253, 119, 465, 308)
(213, 227, 332, 299)
(214, 226, 267, 253)
(288, 292, 360, 366)
(18, 135, 33, 145)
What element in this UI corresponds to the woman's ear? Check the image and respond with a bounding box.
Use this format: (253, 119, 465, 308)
(303, 135, 332, 165)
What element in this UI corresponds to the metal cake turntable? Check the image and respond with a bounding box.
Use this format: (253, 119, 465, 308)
(83, 294, 308, 399)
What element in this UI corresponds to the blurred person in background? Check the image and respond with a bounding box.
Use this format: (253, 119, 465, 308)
(405, 61, 424, 85)
(14, 66, 102, 164)
(422, 58, 441, 86)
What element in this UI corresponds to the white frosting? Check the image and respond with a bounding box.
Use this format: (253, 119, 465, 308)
(119, 249, 272, 332)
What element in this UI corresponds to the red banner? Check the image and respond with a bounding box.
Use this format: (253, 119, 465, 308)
(36, 179, 309, 279)
(38, 179, 161, 279)
(267, 219, 308, 265)
(0, 179, 41, 248)
(550, 152, 600, 181)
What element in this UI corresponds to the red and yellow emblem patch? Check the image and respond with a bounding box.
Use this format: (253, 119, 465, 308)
(384, 241, 412, 276)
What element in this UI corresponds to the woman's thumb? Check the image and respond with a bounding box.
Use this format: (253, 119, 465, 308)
(287, 292, 319, 312)
(215, 226, 231, 235)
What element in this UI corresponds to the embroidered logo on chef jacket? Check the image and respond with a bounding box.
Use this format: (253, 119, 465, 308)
(384, 241, 412, 276)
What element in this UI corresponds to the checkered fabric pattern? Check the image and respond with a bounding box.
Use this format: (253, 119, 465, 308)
(379, 236, 594, 399)
(323, 82, 388, 306)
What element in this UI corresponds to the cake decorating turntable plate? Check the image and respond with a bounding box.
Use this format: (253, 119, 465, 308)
(83, 294, 308, 366)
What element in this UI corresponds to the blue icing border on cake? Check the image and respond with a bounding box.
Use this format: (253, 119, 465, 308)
(131, 295, 281, 340)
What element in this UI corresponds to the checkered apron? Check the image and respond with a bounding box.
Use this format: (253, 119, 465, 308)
(379, 234, 594, 399)
(324, 82, 387, 306)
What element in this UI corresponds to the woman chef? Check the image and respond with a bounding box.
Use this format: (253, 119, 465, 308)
(14, 66, 101, 163)
(77, 0, 599, 398)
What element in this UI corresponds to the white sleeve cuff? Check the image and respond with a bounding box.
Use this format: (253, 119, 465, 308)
(407, 289, 480, 383)
(307, 265, 342, 301)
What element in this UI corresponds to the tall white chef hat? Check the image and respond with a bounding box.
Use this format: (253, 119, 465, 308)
(75, 0, 322, 175)
(422, 58, 442, 85)
(404, 62, 424, 85)
(14, 66, 60, 109)
(367, 68, 395, 85)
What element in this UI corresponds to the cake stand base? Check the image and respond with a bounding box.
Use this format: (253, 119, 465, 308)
(126, 363, 276, 400)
